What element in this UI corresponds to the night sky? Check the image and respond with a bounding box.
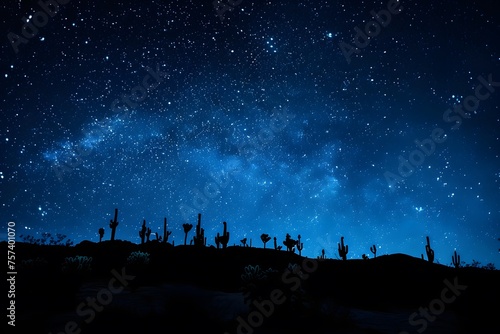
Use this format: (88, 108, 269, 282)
(1, 0, 499, 267)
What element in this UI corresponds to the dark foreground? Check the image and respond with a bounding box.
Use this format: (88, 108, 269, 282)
(6, 240, 500, 333)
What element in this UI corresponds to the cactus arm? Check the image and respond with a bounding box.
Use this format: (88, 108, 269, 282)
(338, 236, 348, 260)
(425, 236, 435, 263)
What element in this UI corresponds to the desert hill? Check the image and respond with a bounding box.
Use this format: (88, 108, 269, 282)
(7, 240, 500, 333)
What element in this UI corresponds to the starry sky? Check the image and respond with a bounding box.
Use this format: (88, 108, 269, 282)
(1, 0, 499, 267)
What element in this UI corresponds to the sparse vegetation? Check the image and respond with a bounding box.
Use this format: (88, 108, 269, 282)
(61, 255, 92, 274)
(18, 257, 48, 270)
(20, 232, 73, 246)
(126, 251, 150, 266)
(8, 217, 499, 334)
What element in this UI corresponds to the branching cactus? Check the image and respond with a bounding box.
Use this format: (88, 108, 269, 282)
(296, 235, 303, 256)
(215, 221, 230, 249)
(163, 217, 172, 244)
(338, 236, 348, 261)
(193, 213, 205, 247)
(109, 208, 119, 241)
(425, 236, 435, 263)
(370, 244, 377, 258)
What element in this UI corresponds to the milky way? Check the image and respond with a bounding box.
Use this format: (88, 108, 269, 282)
(1, 0, 499, 267)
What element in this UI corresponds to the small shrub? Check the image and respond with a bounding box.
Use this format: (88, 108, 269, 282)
(18, 257, 48, 270)
(481, 263, 496, 270)
(61, 255, 92, 274)
(126, 251, 150, 266)
(241, 264, 275, 284)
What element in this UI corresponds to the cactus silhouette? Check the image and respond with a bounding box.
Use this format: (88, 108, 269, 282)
(424, 236, 435, 263)
(139, 220, 147, 244)
(318, 249, 326, 260)
(273, 236, 282, 251)
(163, 217, 172, 243)
(261, 234, 271, 248)
(215, 221, 230, 249)
(370, 244, 377, 258)
(452, 249, 461, 269)
(241, 238, 247, 247)
(296, 235, 303, 256)
(338, 236, 348, 261)
(109, 208, 119, 241)
(192, 213, 206, 247)
(182, 223, 193, 245)
(145, 227, 151, 242)
(98, 228, 104, 243)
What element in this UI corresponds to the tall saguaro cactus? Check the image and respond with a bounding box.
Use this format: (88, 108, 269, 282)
(370, 244, 377, 258)
(109, 208, 119, 241)
(215, 221, 230, 249)
(193, 213, 206, 247)
(338, 236, 348, 261)
(139, 220, 147, 244)
(452, 249, 461, 269)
